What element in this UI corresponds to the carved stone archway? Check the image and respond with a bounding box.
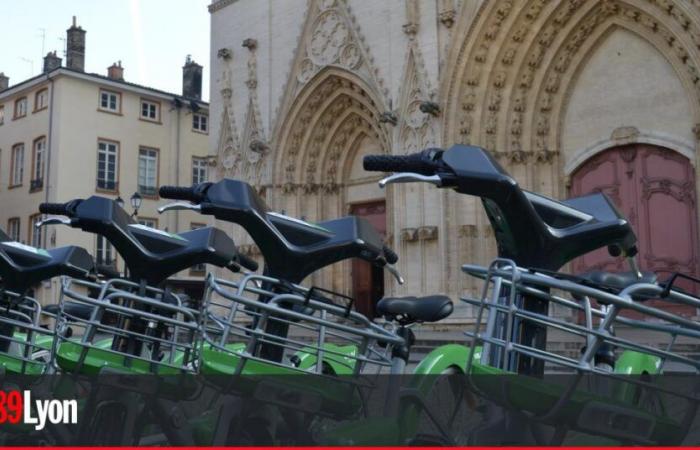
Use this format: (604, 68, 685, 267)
(440, 0, 700, 298)
(270, 67, 391, 291)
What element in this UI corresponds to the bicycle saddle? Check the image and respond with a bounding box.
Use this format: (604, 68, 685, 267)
(39, 197, 241, 285)
(44, 302, 93, 320)
(0, 229, 94, 292)
(578, 270, 657, 293)
(376, 295, 453, 323)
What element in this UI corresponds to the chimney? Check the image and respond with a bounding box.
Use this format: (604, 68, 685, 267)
(0, 73, 8, 91)
(182, 55, 202, 100)
(66, 16, 86, 72)
(107, 61, 124, 81)
(43, 51, 62, 73)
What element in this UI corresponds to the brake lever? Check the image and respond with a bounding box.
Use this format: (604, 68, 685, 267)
(378, 173, 442, 188)
(157, 202, 202, 214)
(385, 264, 405, 285)
(35, 217, 71, 228)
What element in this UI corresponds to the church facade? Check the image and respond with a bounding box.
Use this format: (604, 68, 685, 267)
(208, 0, 700, 322)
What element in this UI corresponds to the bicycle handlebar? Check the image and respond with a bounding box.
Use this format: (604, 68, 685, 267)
(236, 253, 259, 272)
(39, 201, 78, 216)
(363, 149, 443, 175)
(383, 245, 398, 265)
(159, 184, 208, 203)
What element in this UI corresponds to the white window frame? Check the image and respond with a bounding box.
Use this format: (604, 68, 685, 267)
(29, 214, 42, 248)
(138, 147, 158, 196)
(99, 89, 120, 113)
(11, 144, 24, 187)
(14, 97, 27, 118)
(192, 113, 208, 133)
(35, 89, 48, 110)
(0, 105, 4, 125)
(96, 235, 115, 267)
(7, 218, 20, 242)
(192, 157, 208, 185)
(32, 137, 46, 186)
(140, 99, 159, 122)
(138, 218, 158, 229)
(97, 140, 118, 191)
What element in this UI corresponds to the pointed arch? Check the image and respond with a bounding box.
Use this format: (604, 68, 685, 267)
(443, 0, 700, 156)
(272, 67, 390, 194)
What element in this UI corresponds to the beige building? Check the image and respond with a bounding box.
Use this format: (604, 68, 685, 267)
(209, 0, 700, 324)
(0, 19, 213, 304)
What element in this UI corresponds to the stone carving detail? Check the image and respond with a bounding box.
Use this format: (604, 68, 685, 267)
(278, 0, 388, 124)
(397, 9, 438, 153)
(216, 63, 242, 180)
(451, 0, 700, 162)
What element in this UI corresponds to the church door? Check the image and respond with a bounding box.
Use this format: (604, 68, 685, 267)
(570, 144, 699, 316)
(350, 201, 386, 318)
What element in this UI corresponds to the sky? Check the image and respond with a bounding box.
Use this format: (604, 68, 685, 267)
(1, 0, 211, 100)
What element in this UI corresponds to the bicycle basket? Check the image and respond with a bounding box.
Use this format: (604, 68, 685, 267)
(0, 290, 54, 375)
(462, 258, 700, 445)
(55, 277, 200, 376)
(201, 273, 404, 417)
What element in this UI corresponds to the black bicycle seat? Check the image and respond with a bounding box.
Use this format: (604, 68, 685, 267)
(44, 302, 94, 320)
(0, 240, 94, 292)
(578, 270, 657, 292)
(376, 295, 453, 323)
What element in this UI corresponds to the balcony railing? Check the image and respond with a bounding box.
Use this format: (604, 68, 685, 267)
(29, 178, 43, 192)
(97, 180, 118, 191)
(138, 184, 157, 197)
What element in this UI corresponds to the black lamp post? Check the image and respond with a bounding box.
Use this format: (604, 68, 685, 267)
(115, 196, 125, 209)
(130, 192, 142, 218)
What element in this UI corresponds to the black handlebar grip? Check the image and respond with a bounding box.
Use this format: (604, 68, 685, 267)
(383, 245, 398, 265)
(39, 202, 71, 216)
(236, 253, 259, 272)
(363, 149, 442, 176)
(159, 185, 204, 203)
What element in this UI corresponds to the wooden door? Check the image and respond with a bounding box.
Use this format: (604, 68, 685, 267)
(350, 201, 386, 318)
(570, 144, 699, 316)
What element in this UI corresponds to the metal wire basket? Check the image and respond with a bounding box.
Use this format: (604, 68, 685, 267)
(462, 258, 700, 444)
(201, 273, 404, 416)
(54, 277, 201, 375)
(0, 290, 54, 375)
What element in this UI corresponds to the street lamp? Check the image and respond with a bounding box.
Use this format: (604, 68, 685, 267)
(130, 192, 142, 218)
(115, 196, 125, 209)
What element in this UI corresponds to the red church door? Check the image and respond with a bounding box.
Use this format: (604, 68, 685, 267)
(570, 144, 699, 316)
(349, 201, 386, 318)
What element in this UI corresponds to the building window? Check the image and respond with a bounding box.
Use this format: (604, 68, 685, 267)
(140, 99, 160, 122)
(31, 137, 46, 191)
(192, 113, 208, 133)
(138, 218, 158, 229)
(96, 235, 115, 267)
(97, 140, 118, 191)
(29, 214, 42, 248)
(190, 223, 207, 274)
(14, 97, 27, 119)
(34, 89, 48, 111)
(99, 89, 120, 113)
(7, 218, 20, 242)
(192, 157, 208, 185)
(137, 147, 158, 196)
(10, 143, 24, 187)
(0, 105, 4, 125)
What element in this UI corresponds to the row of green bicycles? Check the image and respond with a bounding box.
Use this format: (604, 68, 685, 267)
(0, 144, 699, 445)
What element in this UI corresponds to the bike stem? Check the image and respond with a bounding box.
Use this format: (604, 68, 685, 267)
(383, 325, 414, 417)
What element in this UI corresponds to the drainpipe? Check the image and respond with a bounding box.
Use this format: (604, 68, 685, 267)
(174, 103, 181, 233)
(44, 76, 56, 305)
